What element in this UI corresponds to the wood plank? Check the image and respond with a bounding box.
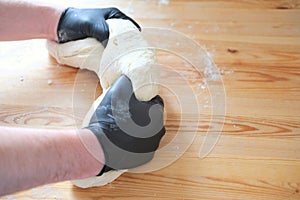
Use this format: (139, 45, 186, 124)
(0, 0, 300, 199)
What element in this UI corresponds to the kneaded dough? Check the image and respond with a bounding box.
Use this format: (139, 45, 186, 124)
(47, 19, 159, 188)
(47, 19, 158, 101)
(72, 169, 126, 188)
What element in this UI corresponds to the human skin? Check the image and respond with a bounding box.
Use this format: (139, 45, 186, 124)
(0, 127, 104, 196)
(0, 0, 64, 41)
(0, 1, 104, 196)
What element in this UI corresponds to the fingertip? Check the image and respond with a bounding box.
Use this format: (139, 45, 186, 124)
(106, 7, 141, 31)
(101, 38, 109, 47)
(131, 19, 141, 32)
(124, 17, 141, 31)
(151, 95, 164, 107)
(95, 21, 109, 47)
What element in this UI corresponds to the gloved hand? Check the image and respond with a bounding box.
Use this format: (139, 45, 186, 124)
(86, 75, 165, 175)
(57, 7, 140, 46)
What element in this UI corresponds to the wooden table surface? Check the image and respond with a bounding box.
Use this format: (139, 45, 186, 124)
(1, 0, 300, 199)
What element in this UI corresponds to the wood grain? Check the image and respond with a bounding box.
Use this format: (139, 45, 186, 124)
(1, 0, 300, 199)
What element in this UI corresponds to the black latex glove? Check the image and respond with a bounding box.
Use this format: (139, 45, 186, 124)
(57, 7, 140, 46)
(86, 75, 165, 176)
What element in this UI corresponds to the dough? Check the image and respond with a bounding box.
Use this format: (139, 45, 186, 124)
(46, 19, 159, 188)
(47, 19, 158, 101)
(72, 169, 126, 188)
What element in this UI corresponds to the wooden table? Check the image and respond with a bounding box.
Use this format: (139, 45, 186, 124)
(1, 0, 299, 199)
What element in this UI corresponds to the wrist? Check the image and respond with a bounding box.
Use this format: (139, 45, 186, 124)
(46, 5, 65, 41)
(71, 129, 105, 178)
(56, 7, 70, 43)
(19, 1, 66, 41)
(0, 1, 65, 41)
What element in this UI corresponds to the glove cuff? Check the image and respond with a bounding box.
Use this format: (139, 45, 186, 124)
(56, 7, 71, 43)
(85, 126, 114, 175)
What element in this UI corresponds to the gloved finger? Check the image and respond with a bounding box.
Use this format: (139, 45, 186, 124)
(92, 21, 110, 47)
(104, 7, 141, 31)
(107, 75, 163, 129)
(145, 95, 166, 139)
(150, 95, 164, 107)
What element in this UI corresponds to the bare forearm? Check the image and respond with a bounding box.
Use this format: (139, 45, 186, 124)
(0, 0, 65, 41)
(0, 126, 103, 196)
